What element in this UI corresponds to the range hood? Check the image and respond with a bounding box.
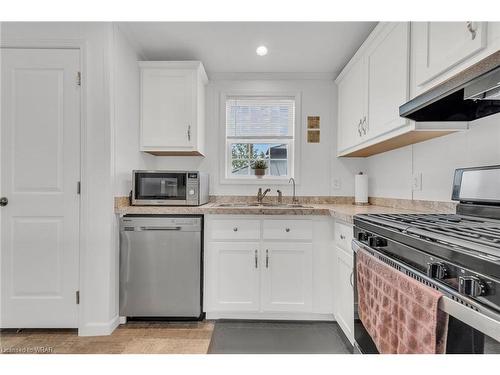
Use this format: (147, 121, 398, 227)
(400, 51, 500, 122)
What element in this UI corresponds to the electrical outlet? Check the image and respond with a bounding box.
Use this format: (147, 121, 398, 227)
(332, 178, 341, 190)
(412, 172, 422, 191)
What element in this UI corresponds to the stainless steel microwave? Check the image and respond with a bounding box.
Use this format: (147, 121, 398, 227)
(132, 170, 209, 206)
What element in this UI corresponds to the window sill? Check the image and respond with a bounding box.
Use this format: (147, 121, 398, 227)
(219, 177, 297, 185)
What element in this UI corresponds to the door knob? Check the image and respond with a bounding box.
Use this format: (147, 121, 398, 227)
(0, 197, 8, 207)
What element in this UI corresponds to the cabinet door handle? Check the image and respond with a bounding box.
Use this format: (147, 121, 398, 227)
(357, 119, 363, 137)
(466, 22, 477, 40)
(362, 116, 368, 135)
(350, 271, 354, 287)
(340, 234, 345, 240)
(255, 250, 258, 269)
(233, 227, 238, 232)
(187, 125, 191, 141)
(265, 249, 269, 268)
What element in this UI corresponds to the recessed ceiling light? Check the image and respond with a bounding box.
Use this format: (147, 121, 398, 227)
(256, 45, 268, 56)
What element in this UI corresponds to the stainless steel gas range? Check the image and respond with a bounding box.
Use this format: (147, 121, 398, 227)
(353, 165, 500, 354)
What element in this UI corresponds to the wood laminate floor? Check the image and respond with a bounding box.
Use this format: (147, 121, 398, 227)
(0, 321, 214, 354)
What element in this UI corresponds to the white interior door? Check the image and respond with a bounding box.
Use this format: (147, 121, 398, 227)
(1, 48, 81, 328)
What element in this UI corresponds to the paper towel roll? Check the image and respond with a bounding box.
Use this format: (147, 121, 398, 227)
(355, 173, 368, 204)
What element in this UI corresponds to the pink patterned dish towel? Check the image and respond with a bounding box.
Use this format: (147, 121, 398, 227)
(356, 246, 449, 354)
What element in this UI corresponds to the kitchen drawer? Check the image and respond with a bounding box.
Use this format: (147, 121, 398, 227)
(335, 221, 353, 252)
(263, 219, 313, 241)
(210, 219, 260, 240)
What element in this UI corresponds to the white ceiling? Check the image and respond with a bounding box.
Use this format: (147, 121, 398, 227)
(118, 22, 377, 75)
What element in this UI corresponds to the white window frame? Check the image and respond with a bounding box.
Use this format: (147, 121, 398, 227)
(219, 90, 302, 185)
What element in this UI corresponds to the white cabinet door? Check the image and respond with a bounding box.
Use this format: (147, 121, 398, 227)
(412, 22, 487, 90)
(337, 56, 366, 152)
(261, 242, 313, 312)
(141, 68, 195, 150)
(366, 22, 410, 138)
(335, 247, 354, 344)
(209, 242, 260, 312)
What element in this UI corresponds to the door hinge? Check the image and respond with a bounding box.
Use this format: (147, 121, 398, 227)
(76, 72, 81, 86)
(77, 181, 81, 195)
(76, 290, 80, 305)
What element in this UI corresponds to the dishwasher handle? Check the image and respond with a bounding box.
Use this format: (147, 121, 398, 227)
(123, 226, 182, 232)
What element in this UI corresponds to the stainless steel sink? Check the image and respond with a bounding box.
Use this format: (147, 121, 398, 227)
(215, 202, 313, 208)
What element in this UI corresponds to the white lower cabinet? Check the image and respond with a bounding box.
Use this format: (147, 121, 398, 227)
(204, 215, 333, 320)
(209, 242, 260, 312)
(261, 242, 313, 312)
(335, 247, 355, 344)
(334, 220, 355, 344)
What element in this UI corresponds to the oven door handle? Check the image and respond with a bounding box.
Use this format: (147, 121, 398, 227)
(353, 239, 500, 343)
(439, 297, 500, 343)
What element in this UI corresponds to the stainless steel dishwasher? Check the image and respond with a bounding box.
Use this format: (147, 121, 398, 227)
(119, 215, 202, 319)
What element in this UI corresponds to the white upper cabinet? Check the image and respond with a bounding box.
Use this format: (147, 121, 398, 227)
(411, 22, 500, 97)
(337, 56, 367, 152)
(366, 22, 410, 138)
(336, 22, 412, 156)
(336, 22, 468, 157)
(139, 61, 208, 156)
(411, 22, 487, 96)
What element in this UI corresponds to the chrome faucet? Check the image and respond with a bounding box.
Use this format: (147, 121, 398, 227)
(277, 189, 283, 204)
(257, 187, 271, 204)
(288, 177, 298, 203)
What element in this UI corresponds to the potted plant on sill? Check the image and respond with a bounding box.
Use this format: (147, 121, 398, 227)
(252, 159, 268, 178)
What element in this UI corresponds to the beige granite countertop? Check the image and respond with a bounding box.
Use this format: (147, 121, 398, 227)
(115, 196, 455, 224)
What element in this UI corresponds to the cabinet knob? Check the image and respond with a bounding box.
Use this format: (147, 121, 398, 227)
(340, 234, 345, 240)
(466, 21, 477, 40)
(285, 228, 290, 232)
(0, 197, 8, 207)
(233, 227, 238, 232)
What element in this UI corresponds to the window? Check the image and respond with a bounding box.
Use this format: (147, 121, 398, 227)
(225, 96, 296, 180)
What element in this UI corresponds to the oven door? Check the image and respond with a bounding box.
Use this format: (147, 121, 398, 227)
(352, 239, 500, 354)
(132, 171, 187, 205)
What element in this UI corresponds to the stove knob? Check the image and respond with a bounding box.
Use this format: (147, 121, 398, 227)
(188, 189, 195, 196)
(427, 262, 447, 280)
(368, 236, 388, 248)
(458, 276, 486, 297)
(357, 232, 370, 242)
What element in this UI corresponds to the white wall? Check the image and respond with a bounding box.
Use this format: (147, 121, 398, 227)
(366, 113, 500, 201)
(1, 22, 117, 335)
(112, 26, 154, 197)
(150, 77, 364, 197)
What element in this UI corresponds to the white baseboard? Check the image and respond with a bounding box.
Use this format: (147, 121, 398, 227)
(78, 315, 120, 336)
(205, 312, 335, 321)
